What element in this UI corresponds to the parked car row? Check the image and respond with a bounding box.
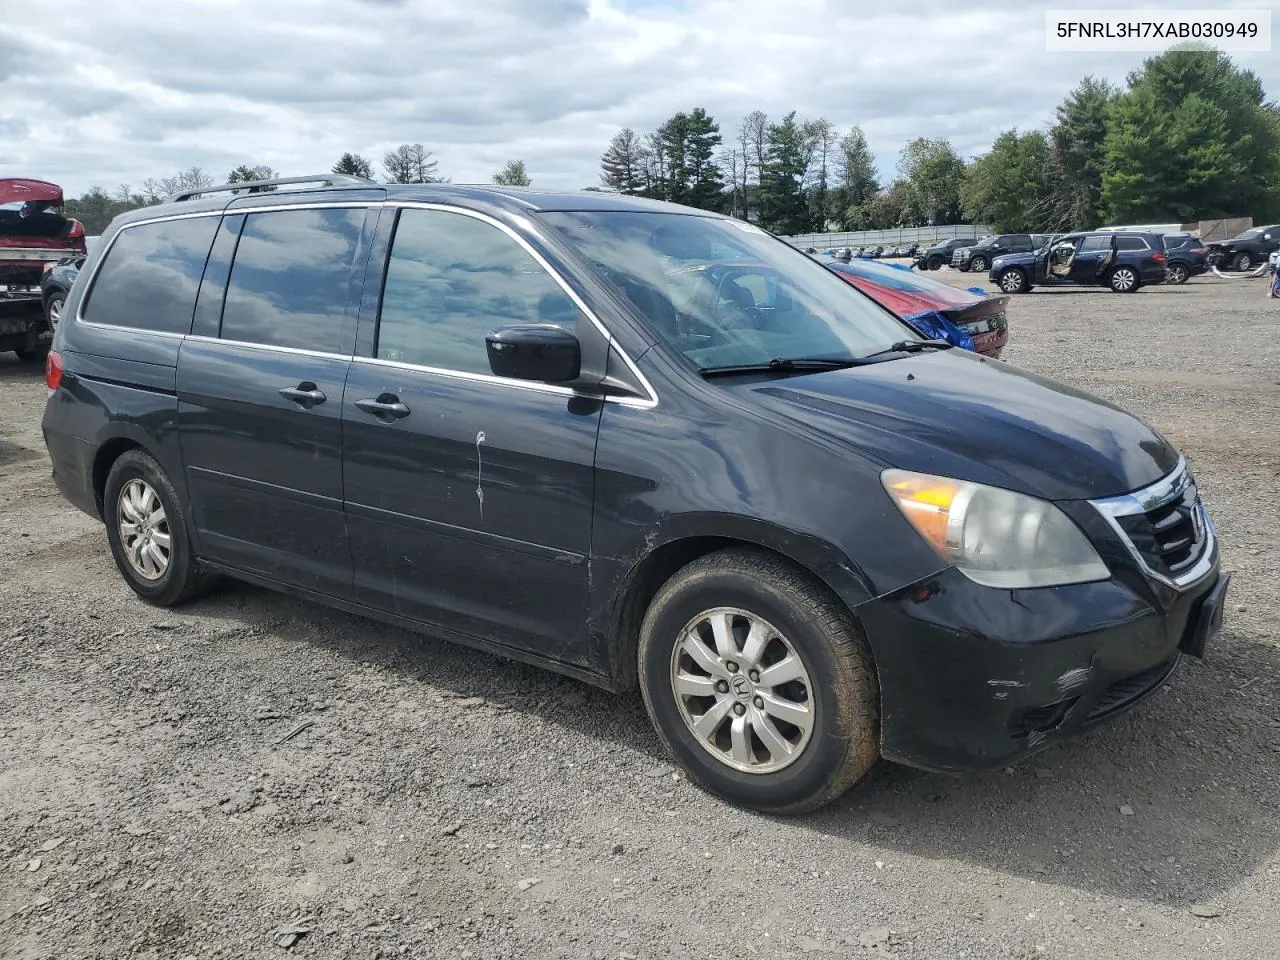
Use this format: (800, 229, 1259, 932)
(823, 243, 923, 261)
(42, 174, 1227, 813)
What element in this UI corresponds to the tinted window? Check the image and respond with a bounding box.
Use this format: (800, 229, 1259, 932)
(81, 217, 218, 333)
(1115, 236, 1150, 252)
(220, 208, 364, 353)
(1079, 236, 1112, 253)
(377, 209, 581, 375)
(1164, 236, 1192, 250)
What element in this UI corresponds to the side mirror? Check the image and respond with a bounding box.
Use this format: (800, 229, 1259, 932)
(486, 324, 581, 383)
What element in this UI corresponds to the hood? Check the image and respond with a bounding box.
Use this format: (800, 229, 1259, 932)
(991, 250, 1038, 268)
(742, 350, 1179, 500)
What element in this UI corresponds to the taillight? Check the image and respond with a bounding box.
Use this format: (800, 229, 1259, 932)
(65, 219, 85, 240)
(46, 351, 64, 392)
(1152, 252, 1167, 264)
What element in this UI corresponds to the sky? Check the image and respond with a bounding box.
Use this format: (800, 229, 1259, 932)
(0, 0, 1276, 197)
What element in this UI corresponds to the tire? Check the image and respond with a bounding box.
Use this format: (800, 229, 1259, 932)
(1231, 252, 1252, 272)
(997, 268, 1028, 294)
(1165, 262, 1189, 285)
(1109, 266, 1139, 293)
(638, 548, 878, 815)
(103, 449, 218, 606)
(45, 291, 66, 331)
(969, 256, 987, 273)
(925, 255, 942, 270)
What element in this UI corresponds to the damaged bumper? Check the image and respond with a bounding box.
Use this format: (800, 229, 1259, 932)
(857, 561, 1224, 774)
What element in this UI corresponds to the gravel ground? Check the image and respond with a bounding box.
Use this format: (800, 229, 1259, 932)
(2, 273, 1279, 960)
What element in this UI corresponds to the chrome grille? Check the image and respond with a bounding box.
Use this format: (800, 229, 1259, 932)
(1090, 459, 1214, 589)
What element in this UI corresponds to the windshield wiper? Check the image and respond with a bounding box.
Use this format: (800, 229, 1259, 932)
(700, 356, 868, 377)
(855, 339, 953, 361)
(699, 341, 953, 378)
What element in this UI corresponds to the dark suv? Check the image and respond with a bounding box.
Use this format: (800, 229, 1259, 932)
(914, 237, 980, 270)
(951, 234, 1035, 273)
(1161, 235, 1210, 285)
(990, 232, 1168, 293)
(1207, 225, 1280, 273)
(42, 175, 1227, 814)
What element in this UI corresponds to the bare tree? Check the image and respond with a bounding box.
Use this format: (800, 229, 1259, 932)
(719, 147, 744, 218)
(741, 111, 768, 220)
(383, 144, 440, 184)
(140, 167, 215, 202)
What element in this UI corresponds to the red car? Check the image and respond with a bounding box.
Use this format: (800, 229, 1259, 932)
(824, 257, 1009, 358)
(0, 179, 87, 290)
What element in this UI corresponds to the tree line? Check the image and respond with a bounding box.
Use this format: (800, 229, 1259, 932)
(65, 148, 531, 234)
(600, 48, 1280, 235)
(62, 49, 1279, 237)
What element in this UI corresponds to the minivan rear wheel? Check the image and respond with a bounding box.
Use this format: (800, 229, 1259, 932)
(638, 549, 878, 814)
(104, 449, 218, 606)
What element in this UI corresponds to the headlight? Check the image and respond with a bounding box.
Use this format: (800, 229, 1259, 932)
(882, 469, 1110, 588)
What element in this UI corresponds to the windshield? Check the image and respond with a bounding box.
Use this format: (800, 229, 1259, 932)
(1237, 228, 1264, 239)
(541, 211, 914, 370)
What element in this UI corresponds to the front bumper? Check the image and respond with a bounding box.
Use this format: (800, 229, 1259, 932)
(858, 550, 1222, 774)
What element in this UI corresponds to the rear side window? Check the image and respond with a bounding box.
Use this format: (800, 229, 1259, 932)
(376, 208, 581, 375)
(81, 217, 219, 333)
(220, 208, 365, 353)
(1079, 236, 1112, 252)
(1115, 236, 1150, 252)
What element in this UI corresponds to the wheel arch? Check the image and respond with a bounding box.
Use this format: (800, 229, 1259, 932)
(599, 515, 877, 691)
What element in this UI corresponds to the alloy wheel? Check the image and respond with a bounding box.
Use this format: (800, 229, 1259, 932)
(971, 257, 986, 272)
(48, 297, 63, 329)
(1166, 264, 1187, 285)
(999, 270, 1025, 293)
(670, 607, 815, 774)
(117, 478, 171, 581)
(1112, 268, 1136, 292)
(1233, 253, 1252, 272)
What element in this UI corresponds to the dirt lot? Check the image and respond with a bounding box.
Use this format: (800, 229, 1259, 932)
(2, 273, 1279, 960)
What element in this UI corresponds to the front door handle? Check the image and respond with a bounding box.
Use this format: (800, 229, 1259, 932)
(355, 395, 411, 421)
(279, 382, 326, 408)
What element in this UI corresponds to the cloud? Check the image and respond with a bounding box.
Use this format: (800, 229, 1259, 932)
(0, 0, 1275, 196)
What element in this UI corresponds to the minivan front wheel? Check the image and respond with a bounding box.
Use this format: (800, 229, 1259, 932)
(104, 450, 217, 606)
(638, 549, 878, 814)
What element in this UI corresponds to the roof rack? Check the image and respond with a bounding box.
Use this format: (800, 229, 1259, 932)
(166, 173, 375, 203)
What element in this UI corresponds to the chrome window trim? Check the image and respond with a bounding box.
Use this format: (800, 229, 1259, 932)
(386, 201, 659, 409)
(1090, 457, 1217, 589)
(73, 202, 376, 329)
(183, 334, 352, 362)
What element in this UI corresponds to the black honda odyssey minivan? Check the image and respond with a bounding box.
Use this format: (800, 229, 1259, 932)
(42, 175, 1228, 813)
